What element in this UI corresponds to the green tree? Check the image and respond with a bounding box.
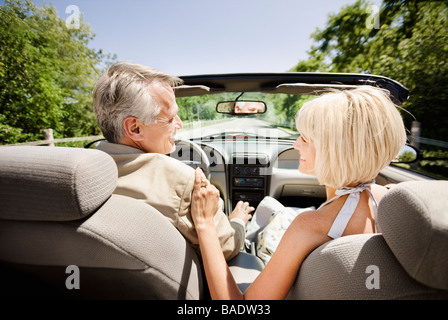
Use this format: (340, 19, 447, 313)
(291, 0, 448, 139)
(272, 94, 313, 129)
(371, 0, 448, 138)
(305, 0, 377, 73)
(0, 0, 113, 144)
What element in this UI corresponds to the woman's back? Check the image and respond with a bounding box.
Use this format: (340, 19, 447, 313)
(316, 183, 389, 239)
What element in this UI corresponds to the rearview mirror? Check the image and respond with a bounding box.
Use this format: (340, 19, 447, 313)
(216, 101, 266, 115)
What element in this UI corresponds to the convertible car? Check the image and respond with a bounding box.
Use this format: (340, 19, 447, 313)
(1, 72, 447, 301)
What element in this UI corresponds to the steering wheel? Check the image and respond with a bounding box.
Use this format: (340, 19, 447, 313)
(172, 139, 211, 180)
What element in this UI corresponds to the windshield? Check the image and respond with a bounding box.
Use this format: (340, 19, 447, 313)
(176, 92, 313, 141)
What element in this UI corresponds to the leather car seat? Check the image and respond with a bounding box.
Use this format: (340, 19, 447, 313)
(287, 180, 448, 299)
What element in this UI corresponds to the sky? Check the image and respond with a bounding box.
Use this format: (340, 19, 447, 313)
(30, 0, 382, 76)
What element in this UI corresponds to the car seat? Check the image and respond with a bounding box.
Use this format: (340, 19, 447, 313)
(287, 180, 448, 299)
(0, 146, 262, 299)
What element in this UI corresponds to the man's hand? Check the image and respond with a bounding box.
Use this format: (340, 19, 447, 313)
(229, 200, 254, 224)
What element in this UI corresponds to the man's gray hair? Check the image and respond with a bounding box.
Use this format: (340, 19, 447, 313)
(93, 62, 183, 143)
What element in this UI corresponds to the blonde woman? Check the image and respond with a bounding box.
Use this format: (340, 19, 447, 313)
(191, 86, 407, 299)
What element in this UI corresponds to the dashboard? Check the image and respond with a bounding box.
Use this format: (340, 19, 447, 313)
(171, 136, 325, 214)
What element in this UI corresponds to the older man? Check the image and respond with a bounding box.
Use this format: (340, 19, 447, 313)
(92, 62, 252, 260)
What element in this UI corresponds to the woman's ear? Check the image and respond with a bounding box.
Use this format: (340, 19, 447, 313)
(122, 116, 144, 141)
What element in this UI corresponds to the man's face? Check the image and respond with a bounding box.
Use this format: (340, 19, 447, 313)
(139, 84, 183, 154)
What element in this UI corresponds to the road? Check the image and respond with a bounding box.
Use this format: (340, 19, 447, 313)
(176, 118, 296, 140)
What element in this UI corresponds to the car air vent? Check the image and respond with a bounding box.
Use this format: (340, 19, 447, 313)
(231, 153, 269, 165)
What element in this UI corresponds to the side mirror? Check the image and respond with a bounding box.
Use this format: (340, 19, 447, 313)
(216, 100, 266, 115)
(391, 144, 419, 164)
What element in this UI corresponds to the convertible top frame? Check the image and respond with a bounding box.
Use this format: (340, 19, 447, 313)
(174, 72, 409, 105)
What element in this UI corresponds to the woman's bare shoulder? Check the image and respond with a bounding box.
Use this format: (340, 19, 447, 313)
(289, 207, 334, 239)
(371, 183, 389, 202)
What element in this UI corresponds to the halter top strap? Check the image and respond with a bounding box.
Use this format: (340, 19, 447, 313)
(320, 180, 378, 239)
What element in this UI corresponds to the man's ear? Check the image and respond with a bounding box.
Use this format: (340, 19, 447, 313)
(122, 116, 144, 141)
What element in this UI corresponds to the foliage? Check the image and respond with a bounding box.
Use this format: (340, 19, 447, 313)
(0, 0, 113, 144)
(176, 94, 229, 123)
(418, 148, 448, 179)
(290, 0, 448, 140)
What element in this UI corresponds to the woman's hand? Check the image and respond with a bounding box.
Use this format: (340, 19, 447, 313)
(229, 200, 254, 224)
(191, 168, 220, 229)
(191, 168, 244, 300)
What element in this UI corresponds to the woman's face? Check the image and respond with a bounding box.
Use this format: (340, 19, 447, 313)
(293, 134, 316, 175)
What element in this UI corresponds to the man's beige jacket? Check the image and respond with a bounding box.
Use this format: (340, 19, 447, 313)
(96, 141, 244, 261)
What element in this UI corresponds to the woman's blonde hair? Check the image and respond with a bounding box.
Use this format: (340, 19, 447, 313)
(295, 86, 407, 189)
(93, 62, 183, 143)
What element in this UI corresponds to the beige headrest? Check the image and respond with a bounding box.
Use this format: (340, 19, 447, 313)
(0, 146, 117, 221)
(378, 181, 448, 290)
